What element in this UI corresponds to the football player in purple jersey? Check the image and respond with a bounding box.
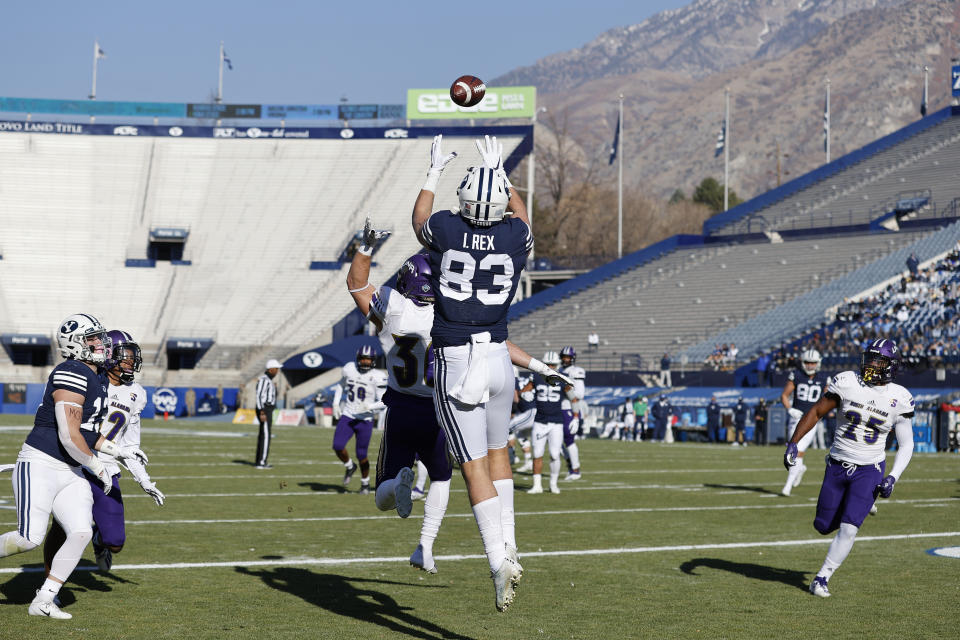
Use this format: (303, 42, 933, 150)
(784, 339, 915, 597)
(412, 135, 568, 611)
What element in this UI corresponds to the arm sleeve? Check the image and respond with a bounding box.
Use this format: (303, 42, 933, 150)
(55, 401, 96, 466)
(332, 383, 343, 408)
(123, 456, 151, 485)
(889, 415, 914, 480)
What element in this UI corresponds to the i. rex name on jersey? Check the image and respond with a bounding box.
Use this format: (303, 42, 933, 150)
(461, 232, 495, 251)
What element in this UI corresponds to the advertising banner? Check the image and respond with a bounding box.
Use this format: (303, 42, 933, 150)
(406, 87, 536, 120)
(276, 409, 307, 426)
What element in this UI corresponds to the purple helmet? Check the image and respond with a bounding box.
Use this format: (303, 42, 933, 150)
(104, 330, 142, 384)
(356, 344, 376, 373)
(860, 338, 900, 385)
(396, 253, 434, 306)
(560, 346, 576, 365)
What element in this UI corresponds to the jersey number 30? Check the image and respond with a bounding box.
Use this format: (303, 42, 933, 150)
(439, 250, 513, 305)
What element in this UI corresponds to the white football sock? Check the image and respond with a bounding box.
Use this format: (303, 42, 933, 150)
(414, 460, 429, 492)
(783, 465, 801, 494)
(472, 497, 506, 572)
(493, 479, 516, 550)
(343, 458, 353, 468)
(420, 479, 450, 563)
(567, 443, 580, 471)
(549, 457, 561, 487)
(531, 474, 542, 489)
(818, 522, 858, 580)
(48, 528, 92, 584)
(523, 450, 532, 463)
(374, 480, 396, 511)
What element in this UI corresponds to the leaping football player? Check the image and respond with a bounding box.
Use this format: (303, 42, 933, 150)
(332, 345, 388, 495)
(412, 134, 569, 611)
(779, 349, 830, 496)
(0, 314, 145, 619)
(784, 339, 915, 598)
(508, 367, 536, 473)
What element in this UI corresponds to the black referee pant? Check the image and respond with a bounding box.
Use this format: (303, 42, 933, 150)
(256, 404, 275, 467)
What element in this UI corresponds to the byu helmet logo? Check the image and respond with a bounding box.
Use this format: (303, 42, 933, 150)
(60, 320, 78, 333)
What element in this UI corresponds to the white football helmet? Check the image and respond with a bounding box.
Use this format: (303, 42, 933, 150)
(801, 349, 822, 375)
(457, 166, 510, 227)
(543, 351, 561, 368)
(57, 313, 111, 364)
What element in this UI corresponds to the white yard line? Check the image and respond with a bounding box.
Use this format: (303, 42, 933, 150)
(2, 530, 959, 574)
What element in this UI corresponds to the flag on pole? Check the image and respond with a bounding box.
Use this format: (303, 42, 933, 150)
(823, 93, 830, 152)
(222, 49, 233, 70)
(95, 43, 106, 59)
(920, 78, 928, 116)
(714, 121, 725, 157)
(608, 111, 620, 165)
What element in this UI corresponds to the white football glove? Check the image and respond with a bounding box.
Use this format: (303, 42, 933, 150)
(475, 135, 503, 170)
(546, 370, 575, 388)
(788, 407, 803, 422)
(359, 217, 390, 255)
(140, 480, 165, 507)
(568, 417, 580, 436)
(86, 456, 112, 495)
(430, 134, 458, 171)
(332, 405, 342, 420)
(368, 401, 386, 413)
(98, 439, 149, 465)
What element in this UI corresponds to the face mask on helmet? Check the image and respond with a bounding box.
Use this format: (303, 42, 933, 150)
(860, 341, 899, 385)
(457, 166, 510, 227)
(57, 314, 111, 365)
(356, 346, 376, 373)
(560, 347, 576, 367)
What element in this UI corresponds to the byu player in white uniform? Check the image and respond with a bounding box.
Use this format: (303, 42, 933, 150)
(332, 346, 388, 494)
(785, 339, 915, 597)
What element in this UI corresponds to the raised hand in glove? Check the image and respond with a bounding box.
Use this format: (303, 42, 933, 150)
(783, 442, 798, 470)
(140, 480, 165, 506)
(359, 217, 391, 255)
(87, 456, 112, 495)
(475, 135, 503, 170)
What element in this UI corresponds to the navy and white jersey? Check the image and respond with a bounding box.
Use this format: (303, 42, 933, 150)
(515, 373, 535, 413)
(532, 373, 564, 424)
(25, 359, 109, 466)
(420, 210, 533, 348)
(787, 369, 831, 413)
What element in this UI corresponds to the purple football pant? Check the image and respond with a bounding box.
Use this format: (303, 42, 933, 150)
(83, 470, 126, 548)
(813, 457, 884, 534)
(333, 416, 374, 460)
(562, 409, 576, 447)
(376, 389, 452, 487)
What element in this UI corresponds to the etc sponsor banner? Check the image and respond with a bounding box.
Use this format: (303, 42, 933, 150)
(406, 87, 536, 120)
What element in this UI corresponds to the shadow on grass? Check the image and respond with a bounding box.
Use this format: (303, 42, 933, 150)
(297, 481, 349, 493)
(703, 483, 783, 496)
(679, 557, 809, 591)
(0, 561, 132, 606)
(235, 566, 474, 640)
(232, 459, 260, 467)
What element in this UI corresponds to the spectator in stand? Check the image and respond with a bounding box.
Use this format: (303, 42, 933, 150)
(587, 332, 600, 352)
(659, 353, 672, 388)
(906, 252, 920, 276)
(706, 396, 721, 443)
(723, 343, 739, 369)
(756, 351, 771, 386)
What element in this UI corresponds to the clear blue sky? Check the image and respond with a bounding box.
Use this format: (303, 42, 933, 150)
(1, 0, 689, 105)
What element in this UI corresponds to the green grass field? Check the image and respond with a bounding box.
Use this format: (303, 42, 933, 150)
(0, 415, 958, 639)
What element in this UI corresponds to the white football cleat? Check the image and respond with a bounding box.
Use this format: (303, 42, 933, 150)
(94, 543, 112, 573)
(517, 461, 533, 473)
(506, 545, 523, 582)
(409, 544, 437, 574)
(793, 463, 807, 488)
(29, 594, 72, 619)
(394, 467, 415, 519)
(526, 485, 543, 494)
(564, 472, 582, 481)
(809, 576, 831, 598)
(869, 503, 878, 516)
(491, 558, 522, 612)
(549, 484, 560, 494)
(411, 487, 426, 501)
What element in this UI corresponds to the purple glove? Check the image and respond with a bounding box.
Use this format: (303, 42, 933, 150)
(783, 442, 798, 470)
(877, 475, 896, 499)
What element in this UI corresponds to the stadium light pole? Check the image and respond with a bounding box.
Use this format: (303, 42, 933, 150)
(217, 41, 225, 104)
(723, 88, 730, 212)
(89, 39, 104, 100)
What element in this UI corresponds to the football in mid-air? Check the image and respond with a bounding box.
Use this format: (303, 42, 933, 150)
(450, 75, 486, 107)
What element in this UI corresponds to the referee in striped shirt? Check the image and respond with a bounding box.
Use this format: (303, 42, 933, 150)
(254, 359, 283, 469)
